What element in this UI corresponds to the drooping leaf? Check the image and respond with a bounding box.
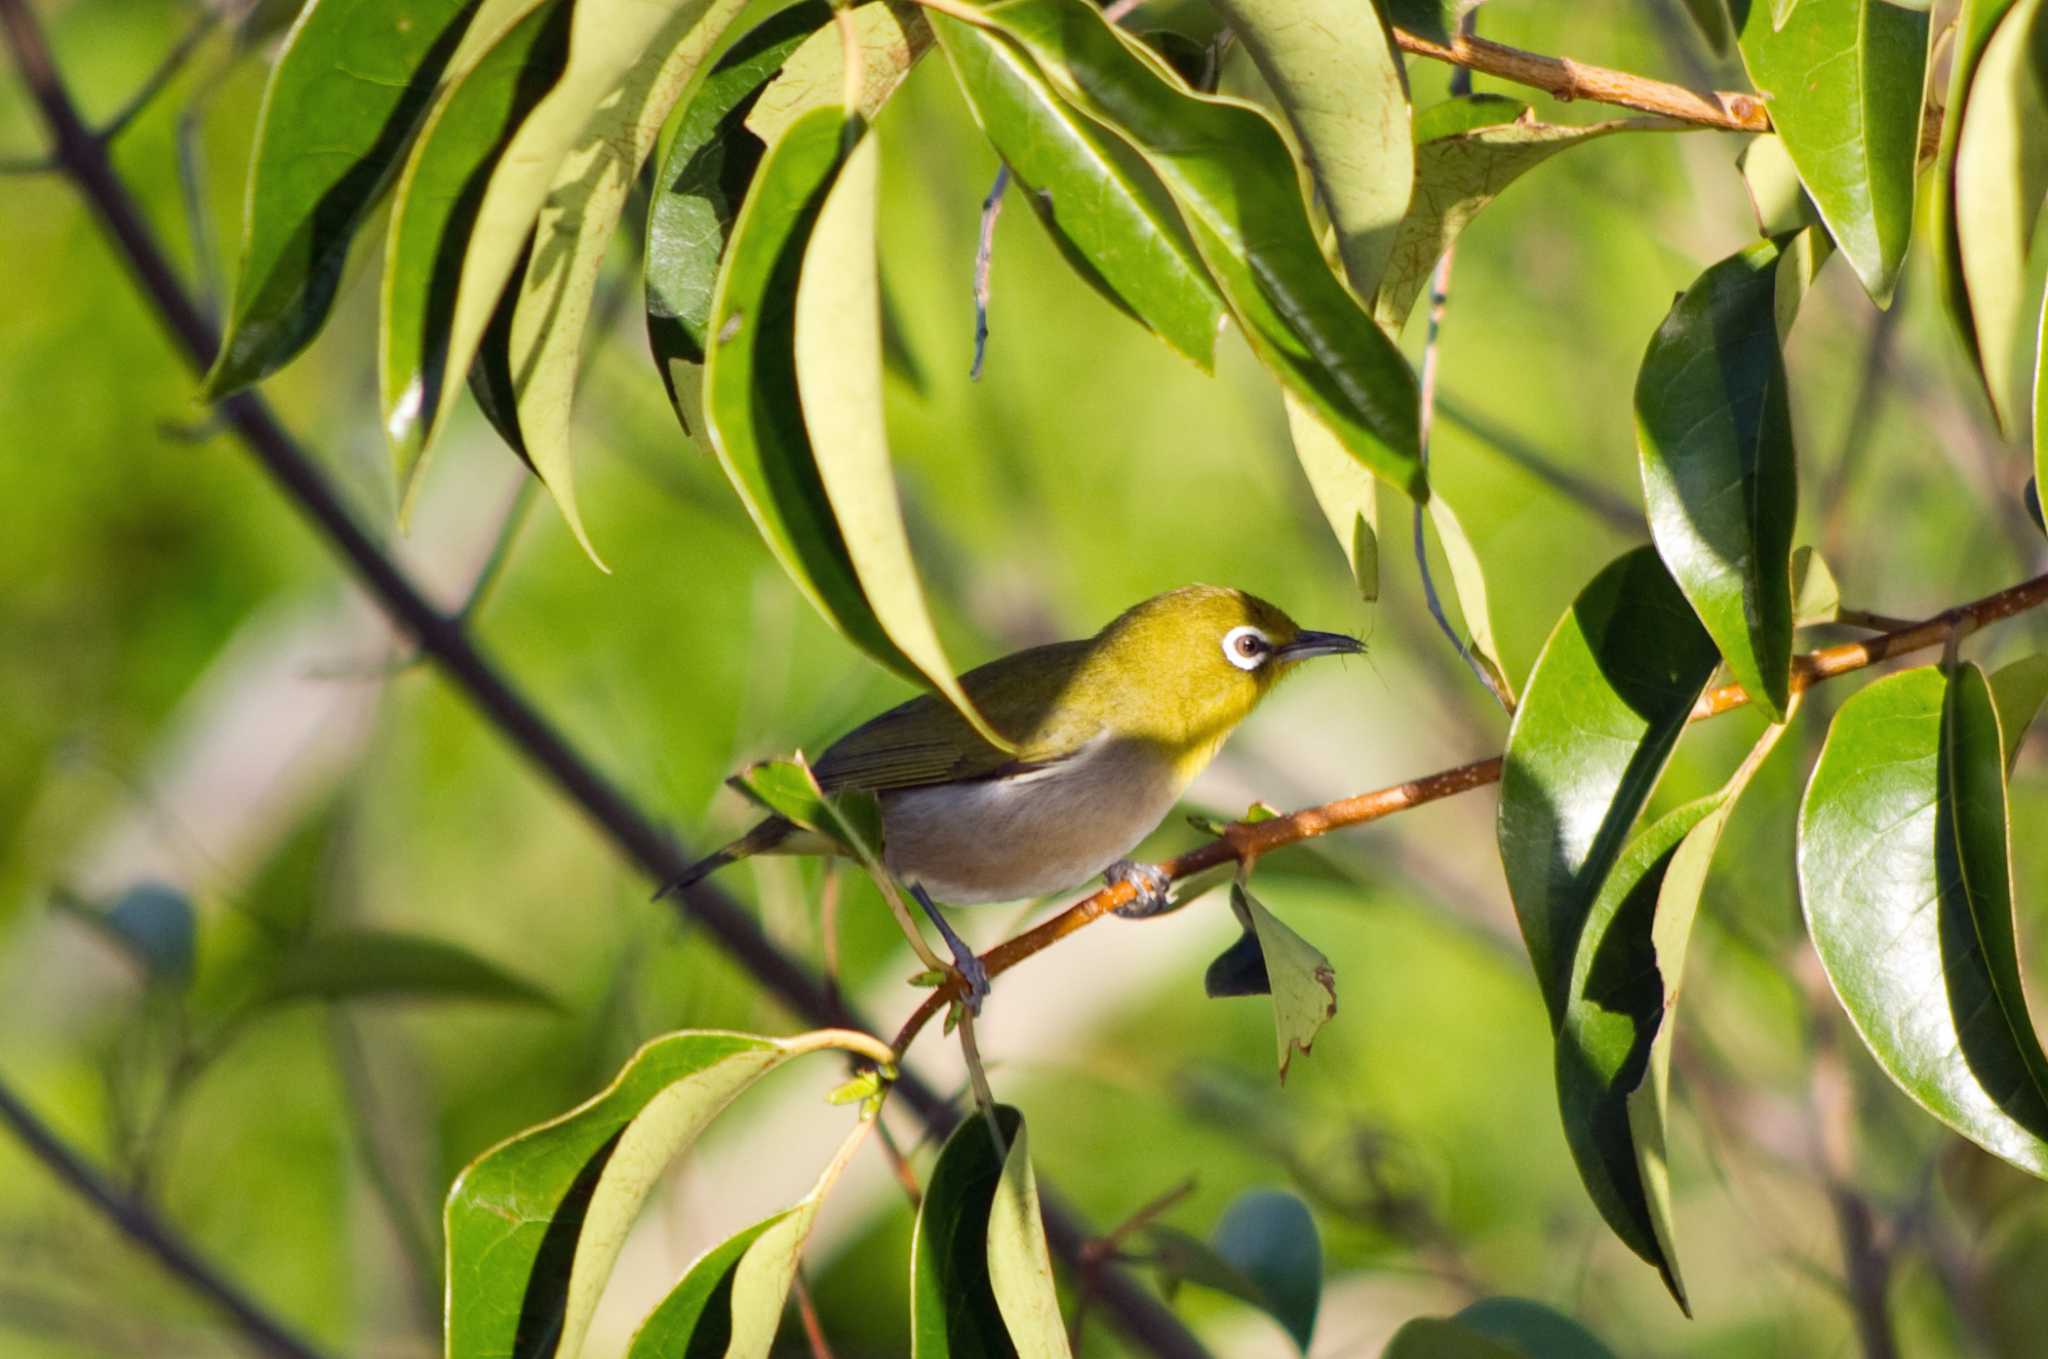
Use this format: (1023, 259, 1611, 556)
(624, 1117, 873, 1359)
(1989, 655, 2048, 768)
(206, 0, 495, 395)
(468, 234, 533, 459)
(55, 883, 196, 987)
(745, 0, 928, 145)
(1497, 547, 1721, 1022)
(983, 1116, 1072, 1358)
(960, 0, 1426, 499)
(381, 0, 571, 493)
(793, 128, 1015, 750)
(645, 3, 828, 438)
(1790, 544, 1840, 625)
(1800, 665, 2048, 1175)
(932, 14, 1223, 366)
(911, 1104, 1042, 1358)
(1426, 494, 1514, 704)
(258, 929, 559, 1011)
(1635, 231, 1826, 721)
(1210, 1190, 1320, 1353)
(1374, 95, 1678, 331)
(386, 0, 751, 492)
(1555, 713, 1794, 1310)
(1221, 883, 1337, 1081)
(1732, 0, 1928, 305)
(1931, 0, 2018, 378)
(1952, 0, 2048, 434)
(1205, 0, 1411, 296)
(1285, 393, 1379, 601)
(446, 1027, 890, 1359)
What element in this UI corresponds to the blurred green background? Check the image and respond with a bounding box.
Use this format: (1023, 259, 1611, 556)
(5, 0, 2048, 1354)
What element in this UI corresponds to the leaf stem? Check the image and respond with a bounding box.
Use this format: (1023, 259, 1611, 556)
(891, 568, 2048, 1053)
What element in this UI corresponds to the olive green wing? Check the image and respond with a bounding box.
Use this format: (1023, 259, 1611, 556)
(813, 640, 1098, 792)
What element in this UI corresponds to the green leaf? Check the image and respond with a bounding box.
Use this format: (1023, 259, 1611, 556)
(1800, 665, 2048, 1176)
(1285, 393, 1378, 601)
(1679, 0, 1733, 55)
(446, 1027, 890, 1359)
(793, 127, 1016, 751)
(1205, 0, 1411, 296)
(1790, 544, 1840, 625)
(932, 13, 1223, 366)
(206, 0, 493, 396)
(2037, 285, 2047, 502)
(1374, 95, 1677, 331)
(1382, 1318, 1523, 1359)
(1210, 1190, 1320, 1353)
(745, 1, 928, 145)
(1230, 883, 1337, 1081)
(1989, 655, 2048, 769)
(259, 929, 559, 1011)
(1454, 1297, 1621, 1359)
(385, 0, 749, 494)
(502, 0, 758, 564)
(1932, 0, 2020, 383)
(1426, 494, 1513, 704)
(1383, 0, 1486, 45)
(1738, 134, 1819, 235)
(961, 0, 1425, 499)
(1952, 0, 2048, 434)
(984, 1115, 1072, 1358)
(645, 4, 828, 439)
(1733, 0, 1928, 306)
(731, 757, 884, 860)
(911, 1104, 1042, 1358)
(624, 1117, 873, 1359)
(381, 0, 572, 496)
(1497, 547, 1721, 1023)
(1635, 232, 1825, 721)
(1555, 714, 1792, 1310)
(55, 883, 196, 987)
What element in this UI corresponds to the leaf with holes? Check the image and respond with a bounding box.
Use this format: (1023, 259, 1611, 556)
(445, 1027, 890, 1359)
(1733, 0, 1927, 305)
(1497, 547, 1721, 1022)
(1800, 665, 2048, 1176)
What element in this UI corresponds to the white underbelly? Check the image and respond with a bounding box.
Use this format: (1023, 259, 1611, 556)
(879, 739, 1183, 904)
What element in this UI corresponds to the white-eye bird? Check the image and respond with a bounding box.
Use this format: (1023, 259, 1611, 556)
(669, 585, 1364, 1007)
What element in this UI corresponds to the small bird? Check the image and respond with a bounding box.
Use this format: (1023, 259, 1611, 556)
(669, 585, 1364, 1007)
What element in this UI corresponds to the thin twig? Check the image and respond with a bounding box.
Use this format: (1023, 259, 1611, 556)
(971, 162, 1009, 380)
(0, 1074, 329, 1359)
(891, 569, 2048, 1053)
(0, 8, 1208, 1356)
(792, 1269, 837, 1359)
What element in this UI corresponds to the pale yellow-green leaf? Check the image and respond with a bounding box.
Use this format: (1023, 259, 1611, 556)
(1205, 0, 1411, 296)
(1428, 494, 1513, 704)
(1235, 883, 1337, 1081)
(747, 1, 928, 143)
(716, 1118, 873, 1359)
(794, 131, 1014, 750)
(1285, 392, 1378, 602)
(985, 1119, 1072, 1358)
(1738, 134, 1818, 236)
(506, 0, 752, 567)
(1791, 545, 1840, 625)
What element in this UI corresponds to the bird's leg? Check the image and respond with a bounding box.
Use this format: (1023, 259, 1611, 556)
(909, 882, 990, 1014)
(1106, 859, 1176, 918)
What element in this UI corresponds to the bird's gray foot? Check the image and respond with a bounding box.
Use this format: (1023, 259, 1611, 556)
(1107, 859, 1176, 918)
(910, 883, 990, 1014)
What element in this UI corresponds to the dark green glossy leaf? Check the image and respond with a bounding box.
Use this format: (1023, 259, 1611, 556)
(259, 929, 558, 1010)
(1211, 1190, 1320, 1353)
(1732, 0, 1928, 305)
(1990, 655, 2048, 768)
(446, 1027, 889, 1359)
(55, 883, 196, 987)
(1375, 95, 1676, 331)
(963, 0, 1425, 499)
(1931, 0, 2017, 379)
(1800, 665, 2048, 1175)
(1679, 0, 1733, 55)
(1556, 713, 1792, 1309)
(1635, 231, 1825, 721)
(1382, 1318, 1522, 1359)
(646, 4, 831, 437)
(932, 13, 1223, 366)
(206, 0, 489, 396)
(1953, 0, 2048, 434)
(912, 1104, 1063, 1358)
(1497, 547, 1721, 1022)
(1206, 0, 1410, 296)
(1454, 1297, 1621, 1359)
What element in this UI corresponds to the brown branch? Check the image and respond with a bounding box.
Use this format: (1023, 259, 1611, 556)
(893, 569, 2048, 1054)
(1391, 26, 1770, 131)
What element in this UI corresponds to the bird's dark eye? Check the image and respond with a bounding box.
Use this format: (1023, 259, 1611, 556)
(1235, 633, 1264, 658)
(1222, 625, 1271, 670)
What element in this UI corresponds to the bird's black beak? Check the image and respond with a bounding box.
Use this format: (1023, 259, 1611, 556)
(1277, 630, 1366, 661)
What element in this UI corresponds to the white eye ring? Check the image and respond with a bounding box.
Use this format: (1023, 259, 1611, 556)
(1222, 625, 1272, 671)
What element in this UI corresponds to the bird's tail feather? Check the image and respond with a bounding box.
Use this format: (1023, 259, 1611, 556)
(655, 818, 795, 900)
